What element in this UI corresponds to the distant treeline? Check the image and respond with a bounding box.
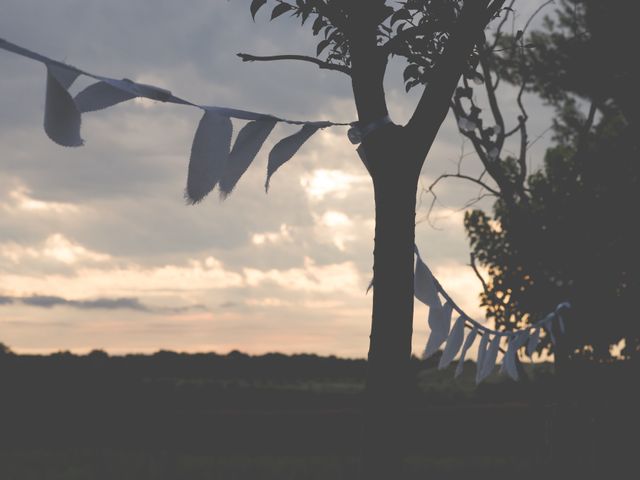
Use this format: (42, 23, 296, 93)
(0, 347, 373, 381)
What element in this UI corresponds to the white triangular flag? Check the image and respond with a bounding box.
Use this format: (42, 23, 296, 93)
(438, 316, 466, 369)
(422, 300, 453, 359)
(455, 327, 478, 378)
(414, 251, 439, 307)
(186, 110, 233, 203)
(44, 64, 82, 147)
(475, 333, 490, 384)
(265, 124, 319, 191)
(219, 119, 277, 197)
(74, 81, 137, 113)
(505, 332, 529, 381)
(500, 334, 517, 380)
(545, 315, 557, 345)
(478, 334, 501, 383)
(526, 327, 541, 358)
(558, 314, 566, 334)
(119, 79, 172, 102)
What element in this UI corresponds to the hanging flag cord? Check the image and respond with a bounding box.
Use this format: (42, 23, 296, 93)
(0, 37, 353, 202)
(1, 39, 570, 383)
(413, 245, 570, 383)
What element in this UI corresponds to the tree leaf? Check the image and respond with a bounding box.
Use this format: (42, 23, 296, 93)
(390, 8, 412, 26)
(219, 119, 277, 198)
(265, 124, 319, 191)
(271, 3, 293, 20)
(250, 0, 268, 20)
(405, 78, 421, 92)
(186, 110, 233, 203)
(403, 64, 420, 83)
(316, 38, 331, 56)
(312, 15, 324, 36)
(44, 64, 82, 147)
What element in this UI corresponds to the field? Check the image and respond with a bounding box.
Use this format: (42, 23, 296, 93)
(0, 350, 635, 479)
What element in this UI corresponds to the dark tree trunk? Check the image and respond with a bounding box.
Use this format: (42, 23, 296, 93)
(344, 3, 503, 478)
(359, 127, 421, 479)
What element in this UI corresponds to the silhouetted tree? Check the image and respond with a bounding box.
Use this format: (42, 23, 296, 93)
(465, 110, 640, 361)
(459, 0, 640, 361)
(242, 1, 505, 477)
(497, 0, 640, 131)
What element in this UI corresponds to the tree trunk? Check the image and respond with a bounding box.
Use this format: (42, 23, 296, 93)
(359, 127, 420, 479)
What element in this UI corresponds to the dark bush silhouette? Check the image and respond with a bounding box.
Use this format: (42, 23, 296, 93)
(464, 0, 640, 361)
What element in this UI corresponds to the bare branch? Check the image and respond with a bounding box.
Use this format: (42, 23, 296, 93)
(428, 172, 500, 197)
(237, 53, 351, 75)
(504, 81, 527, 137)
(479, 49, 506, 152)
(489, 0, 516, 51)
(522, 0, 555, 38)
(514, 80, 529, 186)
(469, 253, 490, 295)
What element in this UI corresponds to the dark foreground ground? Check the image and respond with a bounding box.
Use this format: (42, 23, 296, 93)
(0, 349, 637, 479)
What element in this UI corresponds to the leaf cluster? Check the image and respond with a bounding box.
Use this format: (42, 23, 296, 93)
(249, 0, 497, 91)
(466, 109, 640, 360)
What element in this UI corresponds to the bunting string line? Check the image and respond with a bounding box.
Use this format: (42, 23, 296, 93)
(413, 245, 570, 383)
(0, 37, 352, 201)
(1, 38, 570, 384)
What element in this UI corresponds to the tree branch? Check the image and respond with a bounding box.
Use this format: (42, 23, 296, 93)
(406, 0, 505, 158)
(237, 53, 351, 75)
(428, 172, 500, 197)
(479, 49, 506, 152)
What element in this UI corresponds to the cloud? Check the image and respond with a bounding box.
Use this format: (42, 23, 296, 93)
(20, 295, 150, 311)
(0, 233, 110, 264)
(0, 296, 15, 305)
(251, 224, 293, 246)
(314, 210, 356, 252)
(244, 257, 362, 294)
(0, 0, 555, 356)
(1, 294, 204, 314)
(432, 262, 486, 321)
(2, 186, 80, 214)
(300, 169, 369, 201)
(1, 256, 244, 298)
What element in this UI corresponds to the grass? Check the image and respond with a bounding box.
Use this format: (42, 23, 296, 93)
(0, 450, 536, 480)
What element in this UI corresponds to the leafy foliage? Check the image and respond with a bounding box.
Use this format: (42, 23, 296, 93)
(463, 1, 640, 361)
(465, 108, 640, 360)
(492, 0, 640, 127)
(249, 1, 504, 90)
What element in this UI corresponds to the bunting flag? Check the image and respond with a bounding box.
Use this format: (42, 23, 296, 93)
(414, 244, 571, 384)
(1, 38, 573, 386)
(0, 37, 350, 202)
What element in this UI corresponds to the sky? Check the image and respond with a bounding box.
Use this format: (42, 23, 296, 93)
(0, 0, 555, 357)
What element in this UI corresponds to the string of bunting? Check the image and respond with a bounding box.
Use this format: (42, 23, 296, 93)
(1, 39, 571, 385)
(414, 245, 570, 384)
(0, 37, 351, 201)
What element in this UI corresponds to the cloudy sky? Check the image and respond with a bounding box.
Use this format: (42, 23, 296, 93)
(0, 0, 554, 357)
